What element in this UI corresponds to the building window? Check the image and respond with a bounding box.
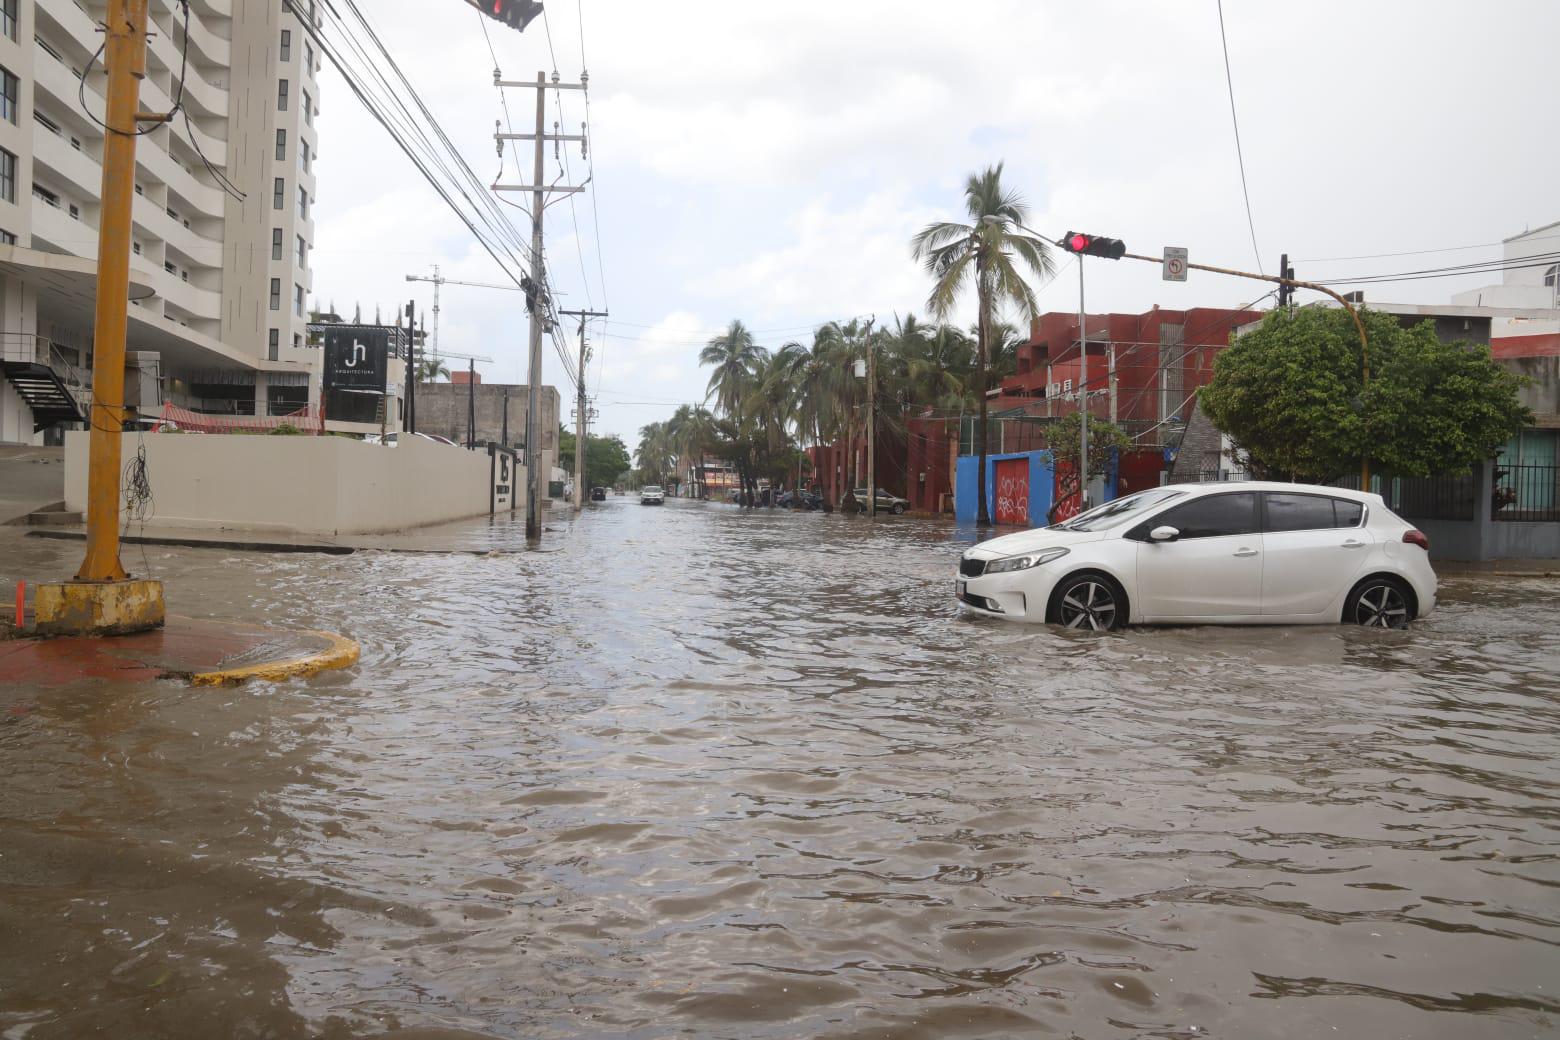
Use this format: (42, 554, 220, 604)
(0, 0, 14, 42)
(296, 234, 306, 267)
(298, 187, 308, 221)
(273, 177, 284, 210)
(34, 111, 60, 135)
(31, 184, 58, 208)
(134, 183, 144, 195)
(163, 260, 176, 274)
(268, 328, 279, 361)
(275, 128, 285, 161)
(133, 241, 142, 255)
(300, 140, 310, 171)
(271, 227, 283, 260)
(0, 68, 17, 125)
(269, 278, 280, 311)
(305, 41, 314, 73)
(68, 203, 78, 220)
(294, 283, 304, 317)
(302, 88, 312, 125)
(293, 333, 302, 350)
(1546, 264, 1557, 289)
(277, 79, 288, 111)
(0, 148, 14, 203)
(0, 229, 15, 245)
(280, 29, 291, 62)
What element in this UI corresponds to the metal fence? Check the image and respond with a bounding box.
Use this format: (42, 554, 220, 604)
(1494, 464, 1560, 522)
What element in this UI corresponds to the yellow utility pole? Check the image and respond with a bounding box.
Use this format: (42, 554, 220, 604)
(35, 0, 168, 634)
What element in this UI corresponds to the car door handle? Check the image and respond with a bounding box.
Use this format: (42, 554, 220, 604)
(1233, 547, 1259, 558)
(1341, 540, 1366, 549)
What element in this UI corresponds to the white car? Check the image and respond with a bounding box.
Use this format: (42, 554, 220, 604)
(956, 482, 1436, 630)
(640, 485, 666, 505)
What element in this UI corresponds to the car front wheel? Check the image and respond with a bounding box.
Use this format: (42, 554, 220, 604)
(1048, 573, 1126, 631)
(891, 503, 906, 515)
(1345, 576, 1414, 629)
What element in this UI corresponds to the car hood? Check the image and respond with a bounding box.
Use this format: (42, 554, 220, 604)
(963, 525, 1110, 560)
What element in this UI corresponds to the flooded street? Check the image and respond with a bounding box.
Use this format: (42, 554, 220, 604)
(2, 499, 1559, 1039)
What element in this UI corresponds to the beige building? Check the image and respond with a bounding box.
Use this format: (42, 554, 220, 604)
(0, 0, 367, 444)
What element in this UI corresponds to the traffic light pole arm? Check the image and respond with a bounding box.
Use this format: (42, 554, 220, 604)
(1118, 249, 1373, 487)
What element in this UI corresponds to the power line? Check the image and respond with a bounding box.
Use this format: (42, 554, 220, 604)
(1215, 0, 1262, 274)
(1295, 230, 1560, 264)
(1312, 251, 1560, 287)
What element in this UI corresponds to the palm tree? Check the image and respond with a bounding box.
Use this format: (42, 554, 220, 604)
(418, 356, 450, 383)
(699, 320, 767, 421)
(911, 162, 1055, 525)
(671, 404, 718, 498)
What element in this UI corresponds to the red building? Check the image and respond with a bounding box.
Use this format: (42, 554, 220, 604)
(994, 305, 1264, 425)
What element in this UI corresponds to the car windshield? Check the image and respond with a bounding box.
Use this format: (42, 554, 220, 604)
(1051, 488, 1185, 531)
(643, 486, 663, 493)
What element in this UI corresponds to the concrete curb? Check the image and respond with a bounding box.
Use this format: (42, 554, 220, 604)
(187, 628, 360, 686)
(24, 529, 356, 555)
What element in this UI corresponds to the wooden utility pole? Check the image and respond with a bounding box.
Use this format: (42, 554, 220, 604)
(561, 307, 607, 509)
(492, 70, 587, 539)
(864, 317, 877, 518)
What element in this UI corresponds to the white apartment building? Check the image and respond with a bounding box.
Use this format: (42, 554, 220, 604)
(1451, 221, 1560, 344)
(0, 0, 338, 445)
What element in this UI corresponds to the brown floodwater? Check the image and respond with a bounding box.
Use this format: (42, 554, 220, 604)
(1, 500, 1558, 1039)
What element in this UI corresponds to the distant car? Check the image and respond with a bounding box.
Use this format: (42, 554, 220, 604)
(590, 486, 607, 501)
(956, 482, 1437, 630)
(640, 485, 666, 505)
(852, 488, 909, 514)
(776, 489, 824, 510)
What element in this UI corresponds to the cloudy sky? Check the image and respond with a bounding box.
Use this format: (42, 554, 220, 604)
(311, 0, 1559, 444)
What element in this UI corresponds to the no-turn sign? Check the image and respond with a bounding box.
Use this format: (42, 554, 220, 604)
(1163, 246, 1188, 282)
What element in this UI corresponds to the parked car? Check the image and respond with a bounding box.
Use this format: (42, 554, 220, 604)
(590, 486, 608, 501)
(852, 488, 909, 514)
(956, 482, 1436, 630)
(640, 485, 666, 505)
(776, 489, 824, 510)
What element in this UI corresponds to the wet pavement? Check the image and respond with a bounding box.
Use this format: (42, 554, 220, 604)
(1, 499, 1557, 1039)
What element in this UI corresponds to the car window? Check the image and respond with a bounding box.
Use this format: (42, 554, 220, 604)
(1264, 493, 1337, 532)
(1151, 492, 1259, 539)
(1332, 497, 1364, 527)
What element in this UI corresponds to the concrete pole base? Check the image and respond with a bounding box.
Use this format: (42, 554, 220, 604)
(34, 578, 166, 636)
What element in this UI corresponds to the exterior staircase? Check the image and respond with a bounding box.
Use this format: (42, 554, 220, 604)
(1, 359, 87, 431)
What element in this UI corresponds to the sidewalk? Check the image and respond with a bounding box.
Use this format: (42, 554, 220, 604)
(1439, 560, 1560, 578)
(0, 615, 358, 687)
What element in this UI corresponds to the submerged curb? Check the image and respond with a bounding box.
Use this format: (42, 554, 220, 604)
(187, 629, 360, 686)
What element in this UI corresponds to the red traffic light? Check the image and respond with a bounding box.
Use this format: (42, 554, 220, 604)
(487, 0, 543, 32)
(1061, 231, 1126, 260)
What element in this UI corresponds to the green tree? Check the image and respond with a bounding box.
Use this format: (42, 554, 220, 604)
(559, 431, 632, 491)
(417, 356, 450, 382)
(699, 320, 766, 421)
(1043, 412, 1132, 524)
(1199, 307, 1531, 481)
(912, 162, 1055, 525)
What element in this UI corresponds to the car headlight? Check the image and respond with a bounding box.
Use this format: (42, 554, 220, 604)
(984, 547, 1069, 574)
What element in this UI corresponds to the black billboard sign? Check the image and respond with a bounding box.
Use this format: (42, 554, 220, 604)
(323, 326, 389, 392)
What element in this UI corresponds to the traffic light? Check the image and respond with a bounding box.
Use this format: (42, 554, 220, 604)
(485, 0, 543, 32)
(1061, 231, 1126, 260)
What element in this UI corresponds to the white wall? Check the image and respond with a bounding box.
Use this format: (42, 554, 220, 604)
(64, 432, 523, 535)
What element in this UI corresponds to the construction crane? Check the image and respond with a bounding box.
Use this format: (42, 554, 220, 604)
(405, 266, 526, 361)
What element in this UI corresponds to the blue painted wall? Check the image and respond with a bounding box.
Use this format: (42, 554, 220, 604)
(955, 450, 1055, 527)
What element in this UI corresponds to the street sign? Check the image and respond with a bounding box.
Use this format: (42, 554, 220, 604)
(1163, 246, 1188, 282)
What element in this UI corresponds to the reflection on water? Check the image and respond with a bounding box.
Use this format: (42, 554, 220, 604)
(2, 503, 1558, 1039)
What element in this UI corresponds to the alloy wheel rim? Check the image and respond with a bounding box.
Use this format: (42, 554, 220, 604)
(1356, 584, 1409, 628)
(1060, 582, 1116, 631)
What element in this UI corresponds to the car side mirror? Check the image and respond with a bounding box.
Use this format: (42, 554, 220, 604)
(1149, 525, 1180, 542)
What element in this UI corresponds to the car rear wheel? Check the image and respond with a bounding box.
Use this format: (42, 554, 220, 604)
(892, 503, 906, 515)
(1345, 576, 1413, 629)
(1048, 573, 1126, 631)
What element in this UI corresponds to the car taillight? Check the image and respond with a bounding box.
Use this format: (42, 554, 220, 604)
(1403, 529, 1430, 551)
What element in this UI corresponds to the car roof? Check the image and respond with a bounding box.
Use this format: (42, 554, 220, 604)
(1159, 480, 1377, 503)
